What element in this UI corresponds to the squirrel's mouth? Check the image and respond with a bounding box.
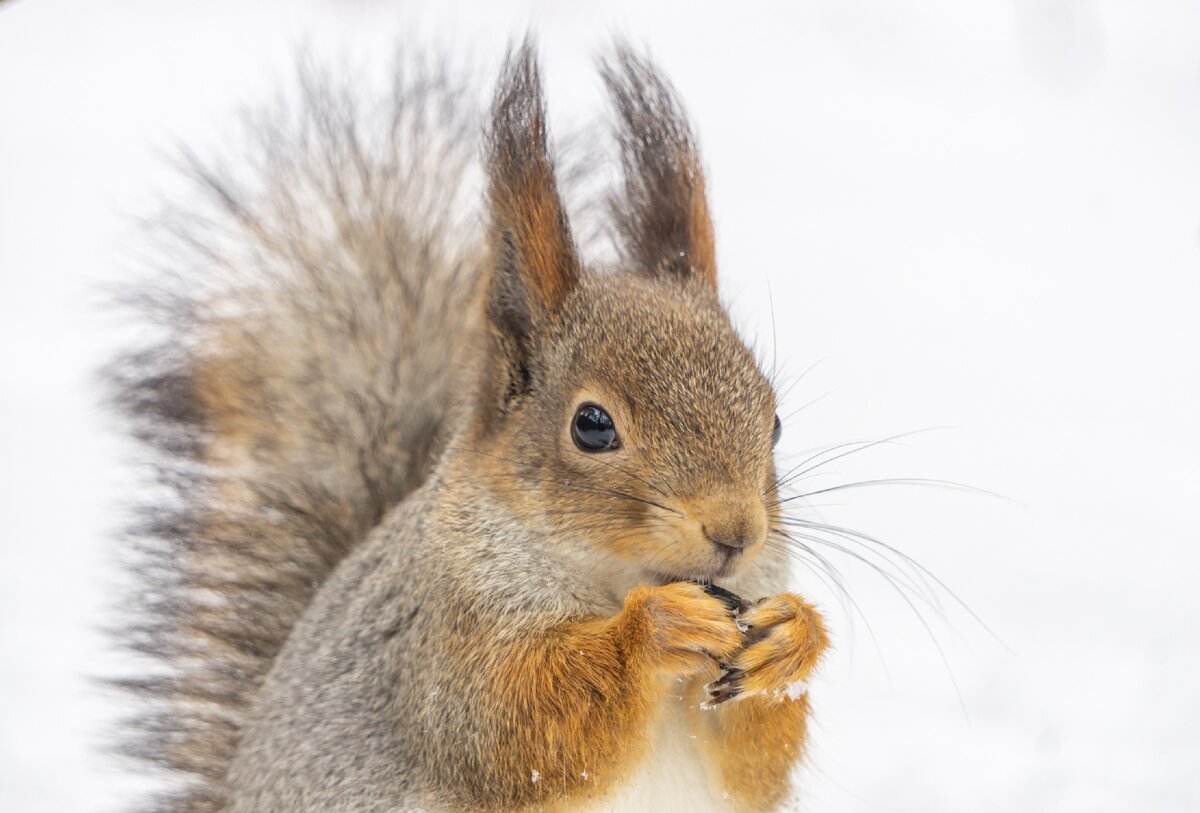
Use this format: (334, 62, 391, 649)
(644, 558, 742, 587)
(644, 574, 751, 614)
(645, 571, 729, 591)
(646, 571, 711, 587)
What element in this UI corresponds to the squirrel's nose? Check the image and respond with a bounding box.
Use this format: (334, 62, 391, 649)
(703, 525, 752, 553)
(686, 491, 768, 558)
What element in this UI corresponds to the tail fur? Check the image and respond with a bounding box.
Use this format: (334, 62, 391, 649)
(109, 57, 486, 812)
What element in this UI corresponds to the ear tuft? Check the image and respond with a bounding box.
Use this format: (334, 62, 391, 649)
(487, 39, 580, 315)
(601, 45, 718, 290)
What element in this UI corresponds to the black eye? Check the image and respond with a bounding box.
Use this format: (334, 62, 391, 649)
(772, 413, 782, 447)
(572, 404, 619, 452)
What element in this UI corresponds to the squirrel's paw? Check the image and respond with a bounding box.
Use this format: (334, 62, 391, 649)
(622, 582, 743, 674)
(704, 593, 829, 707)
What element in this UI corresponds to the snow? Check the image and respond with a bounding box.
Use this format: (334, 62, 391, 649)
(779, 681, 809, 703)
(2, 1, 1199, 812)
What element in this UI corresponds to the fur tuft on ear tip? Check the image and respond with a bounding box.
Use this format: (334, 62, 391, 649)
(601, 44, 718, 290)
(486, 38, 580, 316)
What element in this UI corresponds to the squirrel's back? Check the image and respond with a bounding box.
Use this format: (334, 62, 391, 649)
(110, 59, 486, 812)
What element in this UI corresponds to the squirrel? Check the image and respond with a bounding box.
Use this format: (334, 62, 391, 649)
(111, 40, 830, 813)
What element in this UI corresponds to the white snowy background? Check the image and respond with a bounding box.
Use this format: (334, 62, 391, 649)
(2, 1, 1198, 811)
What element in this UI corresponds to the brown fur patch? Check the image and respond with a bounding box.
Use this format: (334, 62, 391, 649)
(602, 45, 718, 289)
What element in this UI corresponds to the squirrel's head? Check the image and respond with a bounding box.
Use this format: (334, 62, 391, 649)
(470, 43, 779, 589)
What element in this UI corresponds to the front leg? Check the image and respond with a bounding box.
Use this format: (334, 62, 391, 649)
(687, 593, 830, 811)
(463, 582, 743, 811)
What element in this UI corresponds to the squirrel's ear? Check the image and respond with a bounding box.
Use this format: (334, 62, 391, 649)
(601, 46, 717, 291)
(486, 40, 580, 335)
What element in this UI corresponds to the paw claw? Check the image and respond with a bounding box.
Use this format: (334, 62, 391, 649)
(705, 592, 830, 702)
(702, 682, 743, 707)
(710, 667, 744, 688)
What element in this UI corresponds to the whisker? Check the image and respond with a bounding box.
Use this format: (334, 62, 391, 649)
(772, 526, 970, 718)
(779, 388, 837, 424)
(780, 516, 1006, 648)
(770, 428, 947, 494)
(763, 536, 893, 687)
(777, 477, 1006, 505)
(773, 527, 937, 613)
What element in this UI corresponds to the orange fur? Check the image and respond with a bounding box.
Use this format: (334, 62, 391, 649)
(689, 594, 830, 810)
(498, 179, 579, 312)
(472, 582, 743, 811)
(734, 594, 830, 696)
(684, 158, 717, 289)
(691, 690, 813, 810)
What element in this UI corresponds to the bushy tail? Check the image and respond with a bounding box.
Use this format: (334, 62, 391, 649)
(109, 57, 486, 812)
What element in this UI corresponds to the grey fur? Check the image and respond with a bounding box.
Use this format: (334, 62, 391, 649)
(110, 55, 487, 812)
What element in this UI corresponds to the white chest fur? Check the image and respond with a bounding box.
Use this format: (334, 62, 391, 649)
(582, 695, 732, 813)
